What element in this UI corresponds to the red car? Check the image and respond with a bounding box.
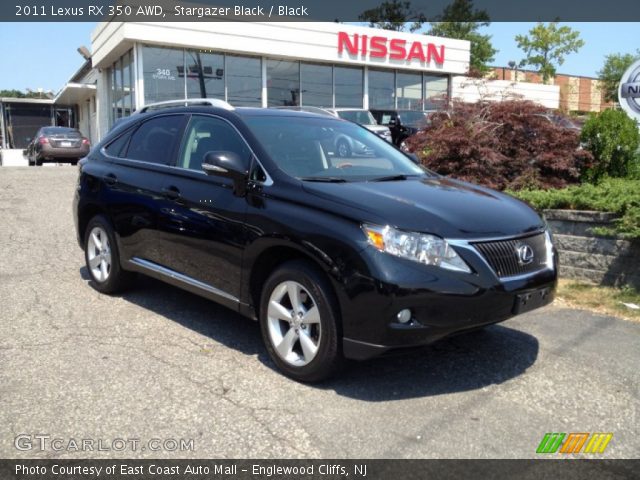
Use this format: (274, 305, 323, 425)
(26, 127, 90, 166)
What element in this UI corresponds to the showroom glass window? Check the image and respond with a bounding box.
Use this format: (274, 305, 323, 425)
(267, 59, 300, 107)
(143, 46, 186, 104)
(300, 63, 332, 107)
(226, 55, 262, 107)
(424, 75, 449, 109)
(186, 50, 225, 100)
(109, 49, 135, 125)
(396, 72, 423, 110)
(369, 69, 395, 109)
(334, 66, 363, 108)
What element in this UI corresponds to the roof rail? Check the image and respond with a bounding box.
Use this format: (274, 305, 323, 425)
(138, 98, 234, 113)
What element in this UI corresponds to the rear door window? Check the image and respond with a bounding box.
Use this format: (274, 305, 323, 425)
(124, 115, 186, 165)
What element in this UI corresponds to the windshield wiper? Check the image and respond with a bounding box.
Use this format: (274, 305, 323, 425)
(370, 174, 415, 182)
(299, 176, 348, 183)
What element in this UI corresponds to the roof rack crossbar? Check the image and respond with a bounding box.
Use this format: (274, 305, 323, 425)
(138, 98, 234, 113)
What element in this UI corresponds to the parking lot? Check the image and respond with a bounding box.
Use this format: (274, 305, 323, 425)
(0, 167, 638, 459)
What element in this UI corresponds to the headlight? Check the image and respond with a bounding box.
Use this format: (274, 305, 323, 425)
(362, 224, 471, 273)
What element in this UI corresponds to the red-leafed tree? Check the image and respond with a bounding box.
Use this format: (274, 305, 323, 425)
(405, 99, 593, 191)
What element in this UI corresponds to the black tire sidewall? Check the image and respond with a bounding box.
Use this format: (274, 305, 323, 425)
(259, 261, 342, 382)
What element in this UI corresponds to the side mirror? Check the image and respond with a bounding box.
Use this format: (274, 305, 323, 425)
(202, 151, 249, 195)
(388, 118, 397, 126)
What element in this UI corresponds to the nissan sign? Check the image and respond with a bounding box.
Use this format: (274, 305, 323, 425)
(619, 59, 640, 121)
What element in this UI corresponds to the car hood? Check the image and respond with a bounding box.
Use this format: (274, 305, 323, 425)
(302, 176, 544, 239)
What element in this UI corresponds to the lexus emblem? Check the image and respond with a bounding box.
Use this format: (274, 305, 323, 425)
(517, 244, 534, 265)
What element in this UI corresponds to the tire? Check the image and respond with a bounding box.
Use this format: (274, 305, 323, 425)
(70, 159, 78, 166)
(35, 156, 43, 167)
(336, 139, 351, 158)
(259, 260, 343, 382)
(83, 215, 135, 294)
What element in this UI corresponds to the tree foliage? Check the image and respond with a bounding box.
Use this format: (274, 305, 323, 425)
(580, 109, 640, 181)
(597, 50, 640, 103)
(515, 22, 585, 83)
(405, 99, 592, 191)
(428, 0, 497, 75)
(358, 0, 426, 32)
(0, 89, 49, 99)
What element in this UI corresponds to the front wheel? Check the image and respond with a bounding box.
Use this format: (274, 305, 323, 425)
(259, 260, 343, 382)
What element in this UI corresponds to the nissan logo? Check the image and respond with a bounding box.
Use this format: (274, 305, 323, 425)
(517, 244, 535, 265)
(619, 59, 640, 120)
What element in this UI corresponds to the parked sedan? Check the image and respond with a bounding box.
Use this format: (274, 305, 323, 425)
(327, 109, 393, 144)
(370, 109, 430, 147)
(26, 127, 90, 166)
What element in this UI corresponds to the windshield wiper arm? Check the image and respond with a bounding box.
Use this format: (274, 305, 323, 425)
(299, 176, 348, 183)
(370, 174, 412, 182)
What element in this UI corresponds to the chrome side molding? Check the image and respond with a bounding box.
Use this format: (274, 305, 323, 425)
(129, 257, 239, 303)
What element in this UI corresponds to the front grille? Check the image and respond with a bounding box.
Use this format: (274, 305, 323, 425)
(472, 232, 548, 278)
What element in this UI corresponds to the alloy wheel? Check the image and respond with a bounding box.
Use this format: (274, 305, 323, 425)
(87, 226, 112, 282)
(266, 281, 322, 367)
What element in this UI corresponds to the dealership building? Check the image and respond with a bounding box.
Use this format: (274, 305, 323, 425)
(1, 21, 560, 165)
(1, 22, 468, 158)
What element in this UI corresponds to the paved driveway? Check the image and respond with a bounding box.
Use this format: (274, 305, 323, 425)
(0, 167, 638, 459)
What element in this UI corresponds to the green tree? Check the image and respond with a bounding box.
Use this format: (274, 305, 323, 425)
(597, 50, 640, 103)
(515, 22, 585, 84)
(428, 0, 497, 75)
(359, 0, 426, 32)
(0, 89, 27, 98)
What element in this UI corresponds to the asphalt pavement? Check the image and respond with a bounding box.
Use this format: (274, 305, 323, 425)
(0, 167, 638, 459)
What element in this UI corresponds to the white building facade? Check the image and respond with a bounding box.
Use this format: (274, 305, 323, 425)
(87, 21, 471, 138)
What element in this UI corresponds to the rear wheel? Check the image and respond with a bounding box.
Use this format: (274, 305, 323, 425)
(84, 215, 134, 294)
(35, 156, 43, 166)
(259, 260, 343, 382)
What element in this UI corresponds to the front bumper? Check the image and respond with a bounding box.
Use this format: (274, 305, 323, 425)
(338, 242, 558, 360)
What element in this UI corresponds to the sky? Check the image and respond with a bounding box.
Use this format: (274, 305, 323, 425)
(0, 22, 638, 93)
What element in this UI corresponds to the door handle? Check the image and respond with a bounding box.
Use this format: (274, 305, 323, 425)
(162, 186, 182, 201)
(103, 173, 118, 186)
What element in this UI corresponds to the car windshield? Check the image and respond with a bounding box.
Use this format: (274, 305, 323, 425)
(336, 110, 377, 125)
(399, 111, 428, 126)
(244, 115, 426, 181)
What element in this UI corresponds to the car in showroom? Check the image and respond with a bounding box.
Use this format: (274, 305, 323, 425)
(73, 99, 557, 382)
(25, 126, 90, 166)
(370, 109, 430, 148)
(326, 108, 393, 144)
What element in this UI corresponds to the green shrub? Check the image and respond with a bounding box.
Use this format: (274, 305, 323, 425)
(580, 109, 640, 181)
(510, 178, 640, 239)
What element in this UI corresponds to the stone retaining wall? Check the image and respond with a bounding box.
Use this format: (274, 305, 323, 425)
(544, 209, 640, 289)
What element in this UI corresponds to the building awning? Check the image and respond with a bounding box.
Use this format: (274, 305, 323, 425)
(53, 82, 96, 105)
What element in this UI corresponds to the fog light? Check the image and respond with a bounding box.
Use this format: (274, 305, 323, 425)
(396, 309, 412, 324)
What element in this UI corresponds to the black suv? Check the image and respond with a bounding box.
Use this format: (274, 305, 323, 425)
(370, 109, 430, 147)
(73, 99, 557, 382)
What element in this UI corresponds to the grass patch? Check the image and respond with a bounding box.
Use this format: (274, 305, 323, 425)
(555, 279, 640, 321)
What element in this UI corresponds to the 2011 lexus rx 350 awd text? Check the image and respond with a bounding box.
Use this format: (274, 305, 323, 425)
(73, 99, 557, 382)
